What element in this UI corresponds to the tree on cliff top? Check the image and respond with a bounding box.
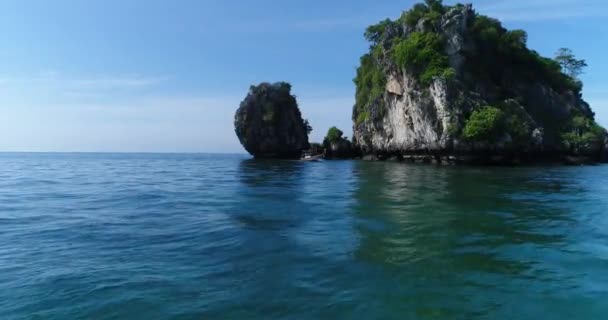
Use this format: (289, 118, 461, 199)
(324, 127, 344, 144)
(304, 119, 313, 135)
(555, 48, 587, 80)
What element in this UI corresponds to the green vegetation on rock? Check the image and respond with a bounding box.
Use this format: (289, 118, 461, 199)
(400, 0, 446, 29)
(323, 126, 355, 159)
(562, 116, 606, 153)
(364, 19, 395, 45)
(234, 82, 310, 159)
(469, 15, 582, 94)
(303, 119, 313, 135)
(462, 103, 533, 145)
(324, 127, 344, 144)
(353, 0, 456, 125)
(392, 32, 453, 85)
(463, 107, 505, 143)
(353, 53, 386, 124)
(356, 111, 370, 125)
(353, 0, 605, 160)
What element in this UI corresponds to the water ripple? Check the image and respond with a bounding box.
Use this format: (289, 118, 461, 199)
(0, 153, 607, 319)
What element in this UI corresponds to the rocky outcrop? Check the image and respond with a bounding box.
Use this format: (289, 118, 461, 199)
(352, 2, 607, 164)
(323, 127, 356, 159)
(235, 82, 310, 159)
(325, 139, 355, 159)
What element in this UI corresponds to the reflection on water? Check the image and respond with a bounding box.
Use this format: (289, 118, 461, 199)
(0, 153, 607, 319)
(350, 162, 608, 319)
(229, 159, 608, 319)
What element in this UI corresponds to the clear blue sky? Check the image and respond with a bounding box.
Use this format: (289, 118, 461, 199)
(0, 0, 606, 153)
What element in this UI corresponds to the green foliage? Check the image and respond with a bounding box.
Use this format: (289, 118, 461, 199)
(400, 0, 445, 28)
(472, 16, 502, 44)
(505, 114, 530, 144)
(445, 117, 463, 137)
(424, 0, 444, 13)
(424, 0, 445, 12)
(356, 111, 370, 124)
(498, 101, 533, 144)
(304, 119, 313, 135)
(462, 102, 535, 145)
(372, 45, 384, 59)
(555, 48, 587, 80)
(441, 68, 456, 81)
(356, 0, 594, 146)
(401, 4, 429, 27)
(446, 122, 459, 136)
(582, 126, 605, 144)
(468, 15, 582, 94)
(392, 32, 451, 85)
(392, 32, 440, 67)
(365, 19, 395, 44)
(249, 82, 292, 96)
(572, 115, 588, 129)
(246, 82, 298, 125)
(325, 127, 344, 144)
(262, 109, 275, 122)
(463, 106, 506, 142)
(353, 53, 386, 121)
(356, 1, 453, 125)
(562, 115, 606, 150)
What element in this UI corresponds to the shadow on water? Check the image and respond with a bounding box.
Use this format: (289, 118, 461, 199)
(233, 159, 310, 230)
(198, 159, 364, 318)
(201, 159, 608, 319)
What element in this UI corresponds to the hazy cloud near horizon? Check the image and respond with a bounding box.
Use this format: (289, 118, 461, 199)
(0, 82, 355, 153)
(0, 0, 606, 152)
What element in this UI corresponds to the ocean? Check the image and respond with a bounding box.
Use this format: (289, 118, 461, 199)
(1, 153, 607, 319)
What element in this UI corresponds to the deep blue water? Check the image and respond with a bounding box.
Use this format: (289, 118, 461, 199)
(1, 153, 607, 319)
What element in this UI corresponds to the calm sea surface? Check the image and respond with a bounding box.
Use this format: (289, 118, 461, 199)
(1, 153, 607, 319)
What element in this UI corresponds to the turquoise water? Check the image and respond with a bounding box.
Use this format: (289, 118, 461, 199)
(1, 153, 607, 319)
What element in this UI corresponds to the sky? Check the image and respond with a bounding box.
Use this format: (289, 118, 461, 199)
(0, 0, 606, 153)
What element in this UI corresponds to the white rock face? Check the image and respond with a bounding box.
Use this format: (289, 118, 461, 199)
(363, 76, 452, 152)
(386, 75, 403, 96)
(354, 6, 475, 154)
(532, 128, 544, 147)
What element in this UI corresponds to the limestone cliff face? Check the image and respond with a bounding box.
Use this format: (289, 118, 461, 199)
(235, 82, 309, 159)
(357, 76, 454, 153)
(353, 3, 606, 163)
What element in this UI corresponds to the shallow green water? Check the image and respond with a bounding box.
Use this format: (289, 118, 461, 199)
(1, 153, 607, 319)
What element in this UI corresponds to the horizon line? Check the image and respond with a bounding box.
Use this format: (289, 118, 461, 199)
(0, 151, 250, 155)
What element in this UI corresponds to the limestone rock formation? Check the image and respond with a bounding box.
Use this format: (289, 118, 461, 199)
(325, 139, 355, 159)
(352, 1, 607, 164)
(235, 82, 310, 159)
(323, 127, 355, 159)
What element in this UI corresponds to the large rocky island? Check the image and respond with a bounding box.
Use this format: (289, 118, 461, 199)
(235, 1, 607, 164)
(352, 0, 607, 164)
(234, 82, 310, 159)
